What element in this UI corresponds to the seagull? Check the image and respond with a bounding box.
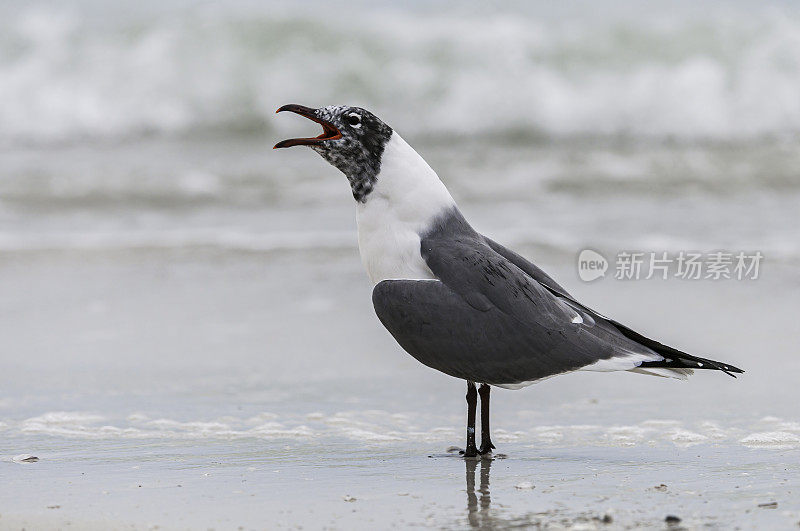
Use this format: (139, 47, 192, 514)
(274, 104, 744, 457)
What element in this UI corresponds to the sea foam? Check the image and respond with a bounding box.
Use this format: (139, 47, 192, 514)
(7, 410, 800, 449)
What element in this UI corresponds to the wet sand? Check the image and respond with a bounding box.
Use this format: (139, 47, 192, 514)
(2, 442, 799, 529)
(1, 252, 798, 529)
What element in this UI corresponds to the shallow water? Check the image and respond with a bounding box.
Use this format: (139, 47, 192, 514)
(3, 441, 799, 529)
(2, 250, 798, 528)
(2, 0, 800, 528)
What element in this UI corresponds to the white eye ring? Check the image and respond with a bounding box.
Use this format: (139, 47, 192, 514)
(347, 113, 361, 128)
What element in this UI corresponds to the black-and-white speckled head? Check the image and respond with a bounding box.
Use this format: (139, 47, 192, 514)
(274, 104, 393, 202)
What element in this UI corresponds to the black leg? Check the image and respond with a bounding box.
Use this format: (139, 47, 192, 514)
(462, 381, 478, 457)
(478, 384, 495, 455)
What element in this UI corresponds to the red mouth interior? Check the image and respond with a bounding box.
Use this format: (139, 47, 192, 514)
(316, 120, 342, 141)
(274, 109, 342, 149)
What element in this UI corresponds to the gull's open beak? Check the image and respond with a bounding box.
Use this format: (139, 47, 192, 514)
(273, 104, 342, 149)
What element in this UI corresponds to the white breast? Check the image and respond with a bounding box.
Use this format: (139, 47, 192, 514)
(356, 132, 456, 284)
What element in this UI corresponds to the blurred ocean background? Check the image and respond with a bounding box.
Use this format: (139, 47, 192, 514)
(1, 0, 799, 528)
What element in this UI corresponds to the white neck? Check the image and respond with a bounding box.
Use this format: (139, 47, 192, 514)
(355, 132, 456, 284)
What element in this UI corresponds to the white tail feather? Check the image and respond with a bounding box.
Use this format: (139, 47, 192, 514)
(629, 367, 694, 380)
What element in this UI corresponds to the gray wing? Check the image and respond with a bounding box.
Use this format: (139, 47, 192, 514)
(372, 231, 657, 385)
(483, 237, 573, 298)
(372, 279, 622, 385)
(483, 235, 742, 376)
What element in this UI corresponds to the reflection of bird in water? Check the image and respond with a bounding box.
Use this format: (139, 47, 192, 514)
(466, 458, 492, 528)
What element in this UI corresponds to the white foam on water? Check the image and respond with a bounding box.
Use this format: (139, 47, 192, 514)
(8, 411, 799, 449)
(3, 2, 800, 143)
(0, 225, 797, 268)
(670, 429, 709, 446)
(740, 431, 800, 448)
(23, 411, 105, 426)
(0, 229, 356, 253)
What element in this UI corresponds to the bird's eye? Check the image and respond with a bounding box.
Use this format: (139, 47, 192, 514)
(346, 114, 361, 127)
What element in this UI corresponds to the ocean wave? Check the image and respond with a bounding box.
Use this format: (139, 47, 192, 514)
(3, 2, 800, 143)
(0, 229, 357, 253)
(0, 227, 798, 265)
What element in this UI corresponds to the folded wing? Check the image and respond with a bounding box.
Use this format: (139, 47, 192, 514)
(484, 236, 743, 377)
(373, 232, 675, 386)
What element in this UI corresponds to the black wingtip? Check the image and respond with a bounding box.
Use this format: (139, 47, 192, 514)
(727, 369, 744, 378)
(707, 361, 744, 378)
(639, 356, 744, 378)
(715, 361, 744, 378)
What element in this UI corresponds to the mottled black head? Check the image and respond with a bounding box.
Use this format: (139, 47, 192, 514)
(274, 104, 393, 202)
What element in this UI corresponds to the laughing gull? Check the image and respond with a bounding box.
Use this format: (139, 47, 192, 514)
(274, 104, 744, 457)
